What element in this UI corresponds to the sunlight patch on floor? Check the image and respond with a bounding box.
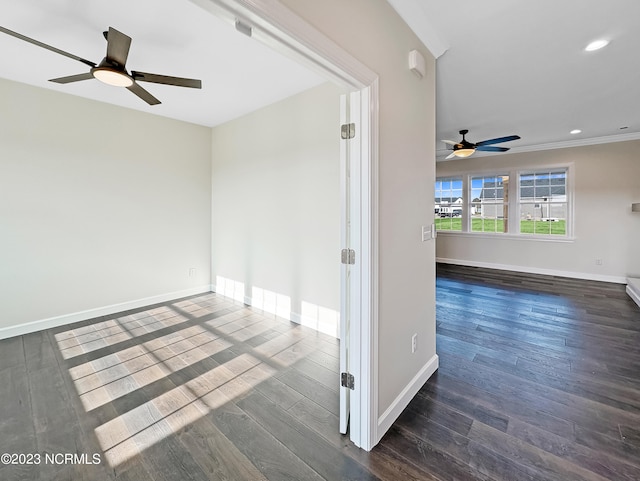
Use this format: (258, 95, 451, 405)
(54, 292, 330, 469)
(95, 353, 276, 468)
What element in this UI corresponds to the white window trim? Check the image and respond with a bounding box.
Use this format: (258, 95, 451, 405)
(436, 162, 574, 240)
(515, 164, 574, 238)
(468, 173, 510, 234)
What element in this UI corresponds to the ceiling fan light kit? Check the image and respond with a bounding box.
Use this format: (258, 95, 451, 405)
(0, 25, 202, 105)
(91, 66, 133, 87)
(442, 129, 520, 159)
(453, 148, 475, 158)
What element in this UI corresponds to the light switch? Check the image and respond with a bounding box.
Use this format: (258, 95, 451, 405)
(422, 225, 430, 241)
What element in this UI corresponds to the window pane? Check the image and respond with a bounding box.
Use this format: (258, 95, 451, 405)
(519, 169, 568, 236)
(471, 215, 506, 233)
(435, 177, 462, 231)
(520, 173, 534, 187)
(534, 173, 550, 185)
(520, 175, 534, 199)
(550, 172, 566, 196)
(519, 202, 567, 235)
(550, 203, 567, 235)
(481, 188, 496, 200)
(535, 217, 551, 235)
(470, 173, 508, 234)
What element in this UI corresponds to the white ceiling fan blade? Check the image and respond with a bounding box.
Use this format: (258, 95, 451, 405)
(442, 140, 457, 145)
(445, 152, 456, 159)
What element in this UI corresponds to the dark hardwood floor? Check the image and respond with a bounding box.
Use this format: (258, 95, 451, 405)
(378, 264, 640, 481)
(1, 264, 639, 480)
(0, 293, 382, 481)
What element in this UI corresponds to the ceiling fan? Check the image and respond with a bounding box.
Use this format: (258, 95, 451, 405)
(0, 25, 202, 106)
(442, 129, 520, 159)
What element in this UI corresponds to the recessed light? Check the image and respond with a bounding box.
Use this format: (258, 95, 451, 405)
(570, 129, 582, 135)
(585, 39, 609, 52)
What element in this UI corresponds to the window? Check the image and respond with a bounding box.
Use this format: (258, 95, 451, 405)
(434, 177, 462, 231)
(470, 175, 509, 233)
(435, 166, 571, 238)
(519, 170, 567, 235)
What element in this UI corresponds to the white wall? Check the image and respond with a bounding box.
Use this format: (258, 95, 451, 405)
(280, 0, 437, 424)
(0, 78, 212, 334)
(436, 140, 640, 282)
(210, 82, 343, 336)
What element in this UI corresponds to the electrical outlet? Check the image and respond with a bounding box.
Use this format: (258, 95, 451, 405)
(595, 259, 603, 266)
(189, 268, 197, 277)
(411, 333, 417, 353)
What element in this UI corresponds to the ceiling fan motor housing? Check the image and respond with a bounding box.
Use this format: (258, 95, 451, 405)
(454, 129, 472, 151)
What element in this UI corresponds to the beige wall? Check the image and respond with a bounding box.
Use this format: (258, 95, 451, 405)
(436, 140, 640, 281)
(0, 78, 212, 331)
(210, 82, 343, 336)
(280, 0, 437, 418)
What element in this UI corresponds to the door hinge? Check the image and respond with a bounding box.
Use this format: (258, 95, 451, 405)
(341, 372, 355, 390)
(341, 248, 355, 265)
(341, 123, 355, 139)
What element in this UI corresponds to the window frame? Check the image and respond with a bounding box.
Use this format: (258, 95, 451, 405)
(468, 173, 511, 234)
(434, 176, 464, 232)
(516, 168, 570, 237)
(435, 163, 574, 241)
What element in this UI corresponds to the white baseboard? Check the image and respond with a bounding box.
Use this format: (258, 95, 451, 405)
(626, 278, 640, 308)
(377, 353, 439, 440)
(0, 285, 214, 340)
(436, 257, 627, 284)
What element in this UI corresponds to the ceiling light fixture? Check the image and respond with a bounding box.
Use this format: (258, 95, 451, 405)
(585, 39, 609, 52)
(91, 67, 133, 87)
(570, 129, 582, 135)
(91, 66, 133, 87)
(453, 148, 475, 158)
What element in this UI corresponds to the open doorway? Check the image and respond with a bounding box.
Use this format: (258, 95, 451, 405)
(191, 0, 378, 449)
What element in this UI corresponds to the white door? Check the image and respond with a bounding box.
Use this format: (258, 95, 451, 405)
(339, 91, 362, 435)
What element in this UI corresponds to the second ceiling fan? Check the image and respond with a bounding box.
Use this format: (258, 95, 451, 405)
(442, 129, 520, 159)
(0, 25, 202, 105)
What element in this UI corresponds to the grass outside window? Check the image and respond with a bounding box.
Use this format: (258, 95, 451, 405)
(435, 218, 566, 235)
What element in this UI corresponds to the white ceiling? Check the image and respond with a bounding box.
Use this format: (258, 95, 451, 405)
(0, 0, 325, 127)
(388, 0, 640, 159)
(3, 0, 639, 157)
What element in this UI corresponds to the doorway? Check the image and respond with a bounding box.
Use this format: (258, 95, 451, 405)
(191, 0, 379, 450)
